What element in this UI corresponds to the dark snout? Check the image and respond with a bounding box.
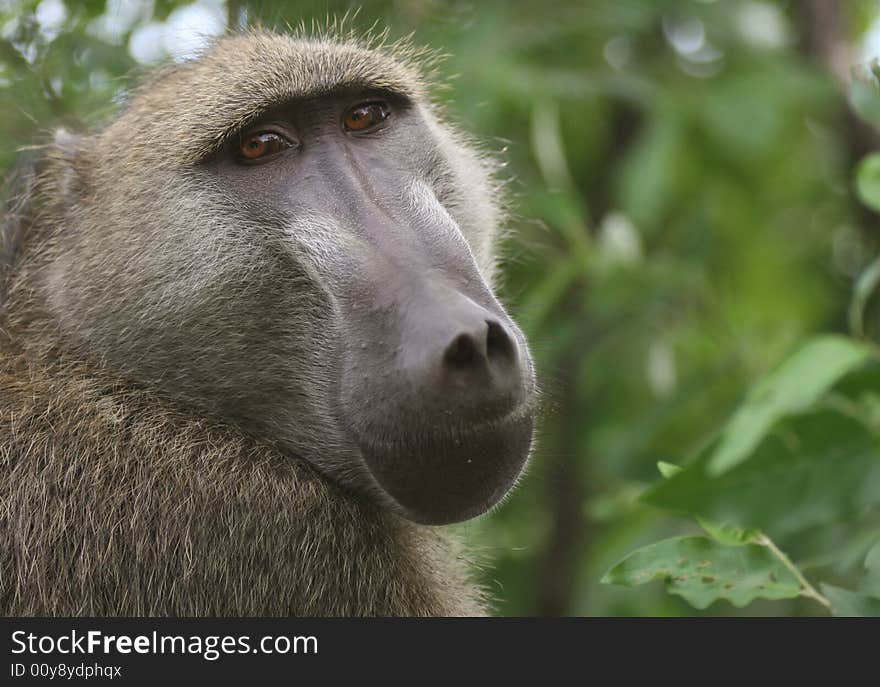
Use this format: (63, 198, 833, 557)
(341, 275, 536, 525)
(305, 151, 536, 524)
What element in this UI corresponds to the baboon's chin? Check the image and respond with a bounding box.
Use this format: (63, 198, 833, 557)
(358, 410, 535, 526)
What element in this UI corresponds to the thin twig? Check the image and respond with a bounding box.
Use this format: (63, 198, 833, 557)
(757, 533, 832, 612)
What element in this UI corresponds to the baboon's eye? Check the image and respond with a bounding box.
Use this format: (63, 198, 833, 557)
(343, 101, 390, 133)
(237, 131, 292, 162)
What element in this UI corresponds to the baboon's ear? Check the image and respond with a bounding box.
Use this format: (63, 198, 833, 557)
(53, 127, 78, 149)
(0, 133, 76, 295)
(51, 128, 86, 201)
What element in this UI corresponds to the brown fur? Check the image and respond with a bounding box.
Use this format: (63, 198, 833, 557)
(0, 350, 485, 615)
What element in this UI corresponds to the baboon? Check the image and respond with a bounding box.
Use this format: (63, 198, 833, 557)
(0, 30, 536, 616)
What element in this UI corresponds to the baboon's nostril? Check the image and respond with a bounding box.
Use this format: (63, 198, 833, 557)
(486, 319, 514, 360)
(444, 331, 485, 368)
(391, 283, 525, 423)
(443, 319, 515, 371)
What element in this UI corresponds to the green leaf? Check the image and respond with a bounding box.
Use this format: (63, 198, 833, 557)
(856, 153, 880, 213)
(659, 460, 762, 545)
(616, 109, 685, 230)
(860, 541, 880, 598)
(601, 536, 801, 610)
(822, 584, 880, 617)
(700, 73, 783, 161)
(708, 336, 875, 475)
(657, 461, 682, 478)
(644, 412, 880, 537)
(696, 517, 762, 546)
(849, 65, 880, 126)
(848, 254, 880, 339)
(850, 77, 880, 129)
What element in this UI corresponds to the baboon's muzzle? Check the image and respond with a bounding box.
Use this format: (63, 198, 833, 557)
(343, 276, 535, 525)
(292, 141, 536, 524)
(328, 201, 536, 525)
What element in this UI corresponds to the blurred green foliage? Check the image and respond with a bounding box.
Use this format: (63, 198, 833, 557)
(3, 0, 880, 616)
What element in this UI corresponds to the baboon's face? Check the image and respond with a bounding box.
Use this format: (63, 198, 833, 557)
(41, 35, 536, 525)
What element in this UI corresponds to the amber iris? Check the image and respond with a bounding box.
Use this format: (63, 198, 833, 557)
(239, 132, 290, 160)
(343, 102, 389, 132)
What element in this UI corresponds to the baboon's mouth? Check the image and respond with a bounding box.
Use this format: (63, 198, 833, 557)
(356, 402, 535, 525)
